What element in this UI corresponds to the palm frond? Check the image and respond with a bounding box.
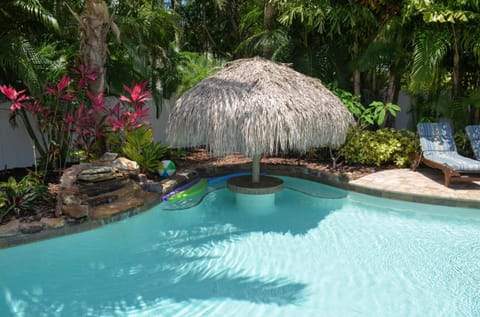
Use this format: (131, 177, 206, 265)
(462, 25, 480, 64)
(14, 0, 60, 32)
(409, 28, 450, 93)
(358, 41, 395, 72)
(276, 0, 330, 32)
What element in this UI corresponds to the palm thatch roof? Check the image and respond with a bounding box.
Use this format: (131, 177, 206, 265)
(167, 57, 355, 157)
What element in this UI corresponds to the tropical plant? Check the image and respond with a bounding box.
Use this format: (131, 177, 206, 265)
(0, 192, 7, 213)
(235, 0, 290, 60)
(454, 130, 475, 157)
(0, 175, 48, 223)
(0, 0, 61, 96)
(176, 52, 225, 96)
(105, 80, 152, 152)
(121, 126, 169, 173)
(180, 0, 244, 57)
(113, 1, 181, 116)
(276, 0, 379, 95)
(1, 65, 153, 170)
(68, 0, 120, 96)
(328, 83, 400, 129)
(405, 0, 480, 96)
(362, 101, 401, 127)
(342, 128, 418, 167)
(357, 2, 411, 108)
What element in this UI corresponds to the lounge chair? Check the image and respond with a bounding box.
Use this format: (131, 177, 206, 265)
(412, 122, 480, 187)
(466, 125, 480, 160)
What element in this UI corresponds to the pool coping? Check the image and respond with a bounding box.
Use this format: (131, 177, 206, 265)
(1, 163, 479, 249)
(200, 164, 480, 209)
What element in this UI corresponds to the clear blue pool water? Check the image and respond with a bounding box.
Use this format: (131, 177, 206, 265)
(1, 176, 480, 317)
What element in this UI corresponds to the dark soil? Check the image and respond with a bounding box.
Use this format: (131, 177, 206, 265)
(0, 148, 385, 225)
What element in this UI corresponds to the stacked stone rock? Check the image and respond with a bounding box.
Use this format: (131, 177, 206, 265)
(59, 153, 148, 220)
(0, 152, 198, 246)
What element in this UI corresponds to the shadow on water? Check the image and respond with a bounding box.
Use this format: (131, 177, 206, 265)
(1, 232, 307, 315)
(163, 185, 345, 236)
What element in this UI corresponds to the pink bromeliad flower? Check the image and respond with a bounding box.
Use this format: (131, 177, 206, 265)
(0, 85, 30, 112)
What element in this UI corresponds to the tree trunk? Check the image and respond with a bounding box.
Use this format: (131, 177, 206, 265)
(171, 0, 182, 51)
(352, 40, 361, 96)
(263, 1, 277, 59)
(383, 70, 401, 128)
(78, 0, 117, 95)
(452, 25, 460, 98)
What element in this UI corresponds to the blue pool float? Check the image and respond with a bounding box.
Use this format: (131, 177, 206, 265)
(207, 172, 267, 184)
(207, 172, 252, 184)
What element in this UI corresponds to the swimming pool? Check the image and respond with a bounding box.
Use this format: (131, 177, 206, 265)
(1, 176, 479, 316)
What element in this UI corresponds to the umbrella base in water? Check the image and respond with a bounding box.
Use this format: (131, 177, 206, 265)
(227, 175, 284, 195)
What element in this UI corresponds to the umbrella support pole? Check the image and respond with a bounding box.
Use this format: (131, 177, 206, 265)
(227, 155, 284, 195)
(252, 154, 260, 183)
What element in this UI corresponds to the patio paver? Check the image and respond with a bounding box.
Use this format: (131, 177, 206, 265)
(350, 167, 480, 208)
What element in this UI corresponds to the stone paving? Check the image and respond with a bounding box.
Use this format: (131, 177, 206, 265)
(349, 167, 480, 208)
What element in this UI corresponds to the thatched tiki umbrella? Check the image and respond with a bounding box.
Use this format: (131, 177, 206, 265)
(167, 57, 354, 192)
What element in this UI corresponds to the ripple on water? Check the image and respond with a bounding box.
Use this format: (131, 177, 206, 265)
(1, 178, 480, 316)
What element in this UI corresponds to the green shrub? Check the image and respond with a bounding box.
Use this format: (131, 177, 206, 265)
(0, 175, 48, 223)
(121, 126, 169, 173)
(454, 130, 475, 158)
(342, 128, 418, 167)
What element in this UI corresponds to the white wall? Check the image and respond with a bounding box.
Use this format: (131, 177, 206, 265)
(394, 91, 414, 130)
(149, 97, 175, 144)
(0, 104, 38, 169)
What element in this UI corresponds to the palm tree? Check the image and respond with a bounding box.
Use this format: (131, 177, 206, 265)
(69, 0, 120, 96)
(113, 0, 181, 116)
(405, 0, 480, 97)
(235, 0, 289, 60)
(404, 0, 480, 125)
(275, 0, 378, 95)
(358, 2, 409, 106)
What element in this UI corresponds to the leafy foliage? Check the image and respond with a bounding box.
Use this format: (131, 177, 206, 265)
(1, 65, 154, 170)
(121, 126, 169, 173)
(342, 128, 418, 167)
(113, 2, 181, 116)
(362, 101, 401, 127)
(328, 83, 400, 128)
(176, 52, 225, 96)
(454, 130, 475, 158)
(0, 175, 48, 223)
(0, 0, 62, 96)
(327, 83, 365, 117)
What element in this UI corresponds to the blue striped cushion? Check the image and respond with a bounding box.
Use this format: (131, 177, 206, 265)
(466, 125, 480, 160)
(423, 152, 480, 171)
(417, 122, 457, 152)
